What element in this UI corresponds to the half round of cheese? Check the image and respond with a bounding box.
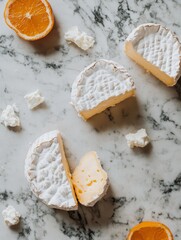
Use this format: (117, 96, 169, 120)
(124, 23, 181, 86)
(25, 130, 78, 211)
(72, 151, 109, 207)
(71, 59, 136, 120)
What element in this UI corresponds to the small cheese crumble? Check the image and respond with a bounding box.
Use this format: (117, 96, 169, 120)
(65, 26, 95, 51)
(2, 205, 21, 227)
(1, 104, 20, 127)
(125, 129, 150, 148)
(24, 89, 45, 110)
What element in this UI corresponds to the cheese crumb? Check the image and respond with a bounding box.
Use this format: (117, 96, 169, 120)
(1, 104, 20, 127)
(65, 26, 95, 51)
(2, 205, 21, 227)
(125, 129, 150, 148)
(24, 89, 45, 110)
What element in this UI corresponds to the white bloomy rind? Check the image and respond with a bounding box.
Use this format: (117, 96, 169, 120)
(1, 104, 20, 127)
(125, 129, 150, 148)
(25, 130, 78, 211)
(65, 26, 95, 51)
(24, 89, 45, 110)
(124, 23, 181, 86)
(71, 59, 136, 120)
(2, 205, 21, 227)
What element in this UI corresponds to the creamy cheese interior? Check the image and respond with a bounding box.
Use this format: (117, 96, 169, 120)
(80, 89, 135, 120)
(72, 151, 109, 206)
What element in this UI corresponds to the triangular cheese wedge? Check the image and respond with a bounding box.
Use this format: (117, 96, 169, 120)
(25, 130, 78, 211)
(72, 151, 109, 207)
(124, 23, 181, 86)
(71, 59, 136, 120)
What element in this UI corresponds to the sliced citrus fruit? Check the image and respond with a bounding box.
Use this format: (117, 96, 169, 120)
(127, 222, 173, 240)
(4, 0, 54, 41)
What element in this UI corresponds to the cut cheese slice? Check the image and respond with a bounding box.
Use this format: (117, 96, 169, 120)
(124, 23, 181, 86)
(71, 59, 136, 120)
(25, 130, 78, 211)
(72, 151, 109, 207)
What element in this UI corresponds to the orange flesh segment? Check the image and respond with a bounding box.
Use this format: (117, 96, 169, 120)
(131, 227, 169, 240)
(127, 222, 173, 240)
(7, 0, 50, 37)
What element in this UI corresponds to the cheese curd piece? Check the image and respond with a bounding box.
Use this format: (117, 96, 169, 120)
(25, 130, 78, 211)
(125, 129, 150, 148)
(72, 151, 109, 207)
(2, 205, 21, 227)
(71, 59, 136, 120)
(1, 104, 20, 127)
(65, 26, 95, 51)
(124, 23, 181, 86)
(24, 90, 45, 110)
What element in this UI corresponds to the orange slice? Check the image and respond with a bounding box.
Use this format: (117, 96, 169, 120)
(127, 222, 173, 240)
(4, 0, 54, 41)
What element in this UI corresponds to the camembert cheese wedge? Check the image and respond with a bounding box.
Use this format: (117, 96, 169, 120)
(72, 151, 109, 207)
(71, 59, 136, 120)
(124, 23, 181, 86)
(25, 130, 78, 211)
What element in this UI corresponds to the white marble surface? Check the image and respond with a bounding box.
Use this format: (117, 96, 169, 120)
(0, 0, 181, 239)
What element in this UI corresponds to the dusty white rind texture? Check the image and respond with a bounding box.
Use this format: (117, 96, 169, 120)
(2, 205, 21, 227)
(124, 23, 181, 86)
(0, 104, 20, 127)
(65, 26, 95, 51)
(125, 128, 150, 148)
(71, 59, 136, 120)
(25, 130, 78, 211)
